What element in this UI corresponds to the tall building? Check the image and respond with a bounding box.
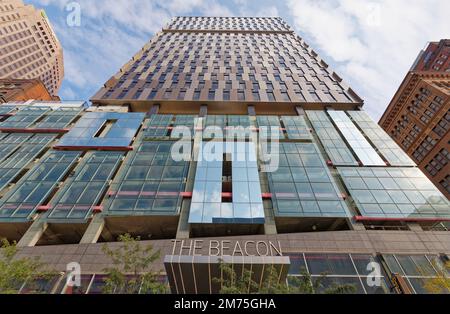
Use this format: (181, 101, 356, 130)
(380, 40, 449, 200)
(0, 0, 64, 96)
(411, 39, 450, 72)
(0, 78, 57, 103)
(0, 18, 449, 294)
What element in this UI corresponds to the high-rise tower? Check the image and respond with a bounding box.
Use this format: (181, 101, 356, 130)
(0, 18, 448, 294)
(0, 0, 64, 96)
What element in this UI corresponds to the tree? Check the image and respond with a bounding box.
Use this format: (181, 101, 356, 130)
(0, 239, 54, 294)
(422, 260, 450, 294)
(214, 261, 357, 294)
(102, 234, 168, 294)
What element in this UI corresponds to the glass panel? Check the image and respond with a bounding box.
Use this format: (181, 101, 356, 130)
(306, 110, 358, 166)
(269, 143, 349, 218)
(338, 167, 450, 219)
(328, 111, 385, 166)
(348, 111, 416, 166)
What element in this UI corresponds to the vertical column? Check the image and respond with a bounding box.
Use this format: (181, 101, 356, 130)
(17, 220, 48, 247)
(176, 106, 206, 238)
(79, 214, 113, 244)
(248, 105, 277, 235)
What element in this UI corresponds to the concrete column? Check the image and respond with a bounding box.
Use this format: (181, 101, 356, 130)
(80, 215, 109, 244)
(407, 223, 423, 232)
(17, 220, 48, 247)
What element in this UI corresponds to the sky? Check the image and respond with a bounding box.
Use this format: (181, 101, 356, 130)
(29, 0, 450, 121)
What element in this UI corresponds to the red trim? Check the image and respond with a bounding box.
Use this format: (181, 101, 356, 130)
(221, 192, 232, 198)
(0, 128, 69, 133)
(92, 206, 103, 213)
(36, 205, 51, 212)
(54, 145, 133, 151)
(262, 193, 273, 199)
(106, 191, 274, 199)
(354, 216, 450, 223)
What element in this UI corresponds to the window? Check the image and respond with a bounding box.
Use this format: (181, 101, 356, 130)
(269, 143, 348, 218)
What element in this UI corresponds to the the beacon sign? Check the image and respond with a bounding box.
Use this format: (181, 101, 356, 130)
(170, 239, 283, 257)
(164, 239, 290, 294)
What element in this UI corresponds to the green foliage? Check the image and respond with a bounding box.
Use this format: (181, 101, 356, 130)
(214, 262, 357, 294)
(0, 238, 53, 294)
(422, 260, 450, 294)
(102, 234, 168, 294)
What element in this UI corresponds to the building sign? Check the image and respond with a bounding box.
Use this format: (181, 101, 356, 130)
(171, 239, 283, 257)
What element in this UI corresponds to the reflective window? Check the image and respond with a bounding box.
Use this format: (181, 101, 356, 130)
(34, 108, 81, 129)
(0, 106, 48, 128)
(306, 110, 358, 166)
(328, 111, 385, 166)
(287, 253, 390, 294)
(203, 115, 251, 139)
(106, 141, 190, 215)
(382, 254, 449, 294)
(256, 116, 284, 139)
(189, 141, 264, 224)
(0, 134, 56, 192)
(48, 152, 123, 220)
(57, 112, 144, 148)
(348, 111, 416, 166)
(338, 167, 450, 218)
(0, 151, 80, 220)
(143, 114, 196, 139)
(281, 116, 311, 140)
(269, 143, 349, 218)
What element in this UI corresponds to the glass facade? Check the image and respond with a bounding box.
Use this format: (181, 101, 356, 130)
(0, 104, 448, 227)
(47, 151, 124, 220)
(268, 143, 349, 218)
(348, 111, 416, 166)
(143, 114, 197, 139)
(0, 151, 80, 220)
(382, 254, 450, 294)
(0, 106, 48, 128)
(189, 141, 264, 224)
(57, 112, 145, 148)
(105, 141, 190, 216)
(287, 253, 391, 294)
(338, 167, 450, 218)
(0, 134, 55, 191)
(306, 110, 358, 166)
(328, 111, 386, 166)
(281, 115, 312, 140)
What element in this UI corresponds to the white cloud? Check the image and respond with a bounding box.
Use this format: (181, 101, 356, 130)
(286, 0, 450, 120)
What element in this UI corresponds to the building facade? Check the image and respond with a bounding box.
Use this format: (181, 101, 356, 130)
(0, 18, 449, 294)
(411, 39, 450, 72)
(380, 40, 450, 200)
(0, 0, 63, 96)
(0, 78, 57, 103)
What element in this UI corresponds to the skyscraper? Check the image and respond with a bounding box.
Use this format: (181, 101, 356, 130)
(0, 0, 64, 96)
(380, 40, 449, 200)
(0, 18, 449, 294)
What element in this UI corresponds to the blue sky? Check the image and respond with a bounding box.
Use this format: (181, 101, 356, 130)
(30, 0, 450, 120)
